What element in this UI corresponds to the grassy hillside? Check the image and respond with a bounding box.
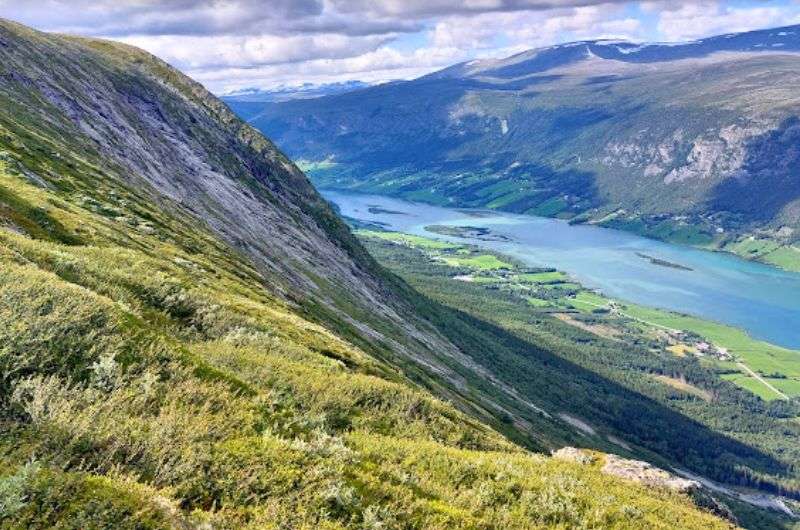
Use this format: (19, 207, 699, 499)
(245, 26, 800, 269)
(1, 172, 730, 528)
(0, 19, 742, 529)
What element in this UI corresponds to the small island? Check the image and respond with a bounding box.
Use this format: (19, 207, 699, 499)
(367, 205, 408, 215)
(425, 224, 512, 242)
(636, 252, 693, 272)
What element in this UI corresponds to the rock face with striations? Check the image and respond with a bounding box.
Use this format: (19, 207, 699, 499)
(0, 17, 479, 386)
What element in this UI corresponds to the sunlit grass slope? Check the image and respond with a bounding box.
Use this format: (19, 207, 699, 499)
(0, 158, 731, 530)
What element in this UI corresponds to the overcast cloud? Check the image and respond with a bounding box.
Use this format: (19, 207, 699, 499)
(3, 0, 800, 93)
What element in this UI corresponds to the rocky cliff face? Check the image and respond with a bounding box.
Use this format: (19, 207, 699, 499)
(0, 18, 479, 382)
(0, 19, 370, 300)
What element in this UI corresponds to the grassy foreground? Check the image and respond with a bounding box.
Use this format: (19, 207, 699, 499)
(0, 148, 731, 529)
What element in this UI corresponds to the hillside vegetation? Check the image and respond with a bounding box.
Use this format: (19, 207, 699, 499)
(245, 25, 800, 269)
(0, 19, 740, 529)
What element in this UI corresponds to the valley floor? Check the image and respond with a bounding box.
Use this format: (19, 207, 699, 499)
(354, 227, 800, 528)
(355, 227, 800, 401)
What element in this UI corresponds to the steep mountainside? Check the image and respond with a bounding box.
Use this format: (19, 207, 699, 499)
(247, 25, 800, 269)
(0, 19, 745, 529)
(0, 17, 518, 431)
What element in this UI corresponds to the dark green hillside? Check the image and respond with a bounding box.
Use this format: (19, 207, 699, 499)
(245, 25, 800, 270)
(357, 231, 800, 528)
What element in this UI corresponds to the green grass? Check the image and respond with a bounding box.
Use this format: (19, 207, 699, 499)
(620, 303, 800, 398)
(568, 291, 610, 313)
(762, 245, 800, 273)
(769, 377, 800, 396)
(726, 237, 780, 259)
(0, 171, 730, 528)
(525, 296, 550, 307)
(442, 254, 511, 270)
(516, 271, 567, 284)
(486, 192, 524, 209)
(356, 230, 457, 250)
(720, 373, 782, 401)
(527, 197, 568, 217)
(724, 238, 800, 273)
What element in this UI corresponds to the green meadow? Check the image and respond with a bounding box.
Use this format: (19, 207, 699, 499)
(442, 254, 512, 270)
(515, 271, 567, 284)
(618, 303, 800, 399)
(355, 229, 458, 250)
(356, 229, 800, 401)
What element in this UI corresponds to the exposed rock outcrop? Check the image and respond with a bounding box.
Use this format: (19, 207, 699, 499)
(552, 447, 739, 525)
(601, 454, 700, 493)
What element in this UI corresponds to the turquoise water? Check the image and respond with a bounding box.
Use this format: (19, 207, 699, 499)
(324, 190, 800, 350)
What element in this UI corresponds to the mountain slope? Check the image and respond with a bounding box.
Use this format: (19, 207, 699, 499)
(0, 17, 515, 429)
(0, 19, 745, 529)
(251, 24, 800, 268)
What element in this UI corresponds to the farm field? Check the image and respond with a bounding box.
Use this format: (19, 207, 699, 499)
(723, 238, 800, 273)
(441, 254, 512, 270)
(355, 229, 458, 250)
(618, 302, 800, 399)
(515, 271, 567, 284)
(762, 246, 800, 273)
(356, 230, 800, 400)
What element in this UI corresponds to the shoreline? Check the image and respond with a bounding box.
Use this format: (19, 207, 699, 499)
(317, 185, 800, 275)
(350, 221, 800, 401)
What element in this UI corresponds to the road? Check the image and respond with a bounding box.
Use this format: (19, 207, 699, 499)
(736, 362, 789, 400)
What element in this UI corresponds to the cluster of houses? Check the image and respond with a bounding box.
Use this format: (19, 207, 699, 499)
(664, 329, 733, 361)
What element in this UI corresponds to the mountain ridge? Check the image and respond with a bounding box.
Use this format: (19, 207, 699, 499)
(222, 80, 371, 103)
(244, 23, 800, 271)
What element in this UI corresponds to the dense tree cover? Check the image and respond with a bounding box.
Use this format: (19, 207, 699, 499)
(361, 237, 800, 510)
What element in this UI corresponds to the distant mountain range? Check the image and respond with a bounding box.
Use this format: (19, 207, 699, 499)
(221, 81, 371, 123)
(220, 81, 370, 124)
(234, 24, 800, 270)
(222, 80, 370, 102)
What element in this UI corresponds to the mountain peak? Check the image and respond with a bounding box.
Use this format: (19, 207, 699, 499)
(465, 23, 800, 80)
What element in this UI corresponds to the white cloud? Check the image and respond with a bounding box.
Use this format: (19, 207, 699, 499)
(431, 4, 641, 53)
(118, 33, 394, 70)
(2, 0, 799, 93)
(193, 44, 468, 93)
(652, 1, 800, 42)
(329, 0, 631, 18)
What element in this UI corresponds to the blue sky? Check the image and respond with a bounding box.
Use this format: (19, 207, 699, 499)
(3, 1, 800, 93)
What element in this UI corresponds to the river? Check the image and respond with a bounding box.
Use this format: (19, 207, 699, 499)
(323, 190, 800, 350)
